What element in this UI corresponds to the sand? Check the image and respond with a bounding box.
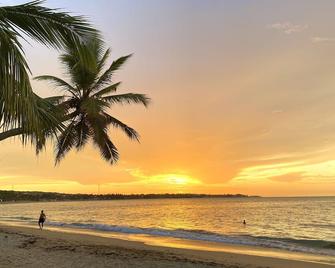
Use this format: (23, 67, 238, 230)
(0, 223, 333, 268)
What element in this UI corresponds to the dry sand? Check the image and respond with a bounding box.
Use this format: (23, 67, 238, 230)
(0, 224, 332, 268)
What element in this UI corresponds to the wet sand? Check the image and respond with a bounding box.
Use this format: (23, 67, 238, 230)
(0, 223, 332, 268)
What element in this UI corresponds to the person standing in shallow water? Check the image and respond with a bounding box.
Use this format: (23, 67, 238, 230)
(38, 210, 46, 230)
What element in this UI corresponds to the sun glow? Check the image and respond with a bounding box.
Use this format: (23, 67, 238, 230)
(164, 174, 200, 185)
(146, 173, 201, 186)
(129, 170, 201, 186)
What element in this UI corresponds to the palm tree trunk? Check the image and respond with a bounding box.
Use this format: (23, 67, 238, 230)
(0, 128, 23, 141)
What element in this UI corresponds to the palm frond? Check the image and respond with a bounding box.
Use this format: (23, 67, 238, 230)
(103, 93, 150, 107)
(34, 75, 79, 97)
(0, 93, 65, 144)
(34, 127, 53, 155)
(43, 95, 65, 105)
(59, 39, 102, 91)
(99, 136, 119, 164)
(0, 27, 64, 143)
(97, 47, 111, 74)
(91, 82, 120, 97)
(74, 117, 91, 149)
(92, 126, 119, 164)
(93, 54, 132, 90)
(0, 0, 100, 48)
(32, 94, 66, 151)
(104, 113, 139, 141)
(0, 27, 33, 131)
(33, 93, 65, 128)
(55, 121, 77, 164)
(80, 98, 109, 116)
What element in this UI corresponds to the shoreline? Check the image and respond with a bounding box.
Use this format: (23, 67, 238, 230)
(0, 223, 333, 268)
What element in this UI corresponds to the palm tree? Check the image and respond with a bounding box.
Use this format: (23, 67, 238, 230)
(34, 39, 150, 164)
(0, 0, 98, 143)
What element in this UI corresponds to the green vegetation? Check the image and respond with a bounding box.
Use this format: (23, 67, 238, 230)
(0, 2, 149, 165)
(0, 1, 98, 145)
(0, 190, 254, 202)
(35, 39, 150, 164)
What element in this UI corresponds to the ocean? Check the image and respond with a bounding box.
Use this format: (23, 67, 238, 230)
(1, 196, 334, 258)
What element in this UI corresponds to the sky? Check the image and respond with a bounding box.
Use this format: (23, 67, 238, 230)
(1, 0, 335, 196)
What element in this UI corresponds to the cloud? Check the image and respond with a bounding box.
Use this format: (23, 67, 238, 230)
(267, 22, 308, 34)
(231, 159, 335, 184)
(272, 109, 283, 114)
(312, 37, 335, 43)
(269, 172, 303, 182)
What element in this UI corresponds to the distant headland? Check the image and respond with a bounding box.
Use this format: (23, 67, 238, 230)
(0, 190, 259, 203)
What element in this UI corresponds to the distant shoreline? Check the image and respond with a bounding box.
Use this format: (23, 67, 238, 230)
(0, 190, 259, 203)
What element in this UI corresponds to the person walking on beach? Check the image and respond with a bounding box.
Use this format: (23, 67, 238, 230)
(38, 210, 46, 230)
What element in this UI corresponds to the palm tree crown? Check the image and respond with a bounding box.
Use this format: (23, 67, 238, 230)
(35, 39, 150, 164)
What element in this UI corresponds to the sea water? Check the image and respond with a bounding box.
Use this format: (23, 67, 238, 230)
(0, 196, 334, 258)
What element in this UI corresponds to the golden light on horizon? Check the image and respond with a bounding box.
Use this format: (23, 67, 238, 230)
(129, 170, 202, 186)
(160, 174, 201, 185)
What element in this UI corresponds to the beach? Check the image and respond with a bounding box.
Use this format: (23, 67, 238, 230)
(0, 223, 333, 268)
(0, 198, 334, 267)
(1, 1, 334, 267)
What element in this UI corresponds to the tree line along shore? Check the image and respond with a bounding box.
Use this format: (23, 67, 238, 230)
(0, 190, 258, 202)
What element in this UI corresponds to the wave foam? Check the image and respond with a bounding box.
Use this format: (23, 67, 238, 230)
(45, 221, 335, 256)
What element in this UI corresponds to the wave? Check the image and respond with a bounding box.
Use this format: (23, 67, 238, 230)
(0, 216, 36, 222)
(241, 235, 335, 253)
(45, 221, 335, 256)
(300, 223, 335, 229)
(1, 216, 334, 256)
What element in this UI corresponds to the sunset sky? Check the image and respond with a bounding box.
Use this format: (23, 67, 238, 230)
(1, 0, 335, 196)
